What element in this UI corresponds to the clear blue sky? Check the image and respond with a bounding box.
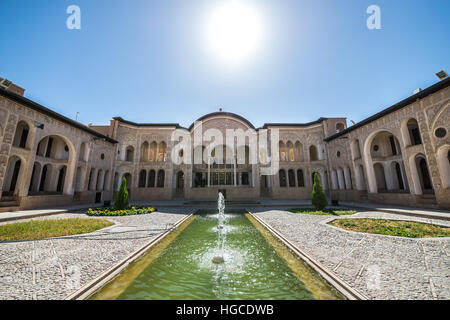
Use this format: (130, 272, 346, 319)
(1, 0, 449, 128)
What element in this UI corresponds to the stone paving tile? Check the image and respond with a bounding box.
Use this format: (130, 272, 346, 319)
(1, 206, 449, 300)
(249, 208, 450, 300)
(0, 208, 193, 300)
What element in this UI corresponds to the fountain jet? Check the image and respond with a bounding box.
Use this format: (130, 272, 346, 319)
(212, 192, 226, 264)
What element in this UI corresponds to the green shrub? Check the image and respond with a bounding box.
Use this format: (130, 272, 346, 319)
(288, 208, 356, 216)
(86, 206, 156, 216)
(114, 177, 129, 210)
(312, 173, 328, 210)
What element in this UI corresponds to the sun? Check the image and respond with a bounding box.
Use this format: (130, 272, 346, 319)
(206, 1, 263, 63)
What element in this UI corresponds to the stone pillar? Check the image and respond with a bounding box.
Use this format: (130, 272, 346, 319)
(363, 152, 377, 193)
(337, 169, 345, 190)
(331, 170, 338, 190)
(344, 167, 352, 190)
(320, 171, 328, 190)
(18, 157, 33, 197)
(399, 161, 409, 191)
(207, 158, 210, 187)
(233, 158, 237, 186)
(408, 156, 422, 195)
(90, 168, 98, 192)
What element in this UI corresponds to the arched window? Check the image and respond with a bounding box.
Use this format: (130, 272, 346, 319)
(114, 172, 119, 191)
(141, 142, 149, 162)
(336, 122, 345, 132)
(148, 170, 156, 188)
(176, 171, 184, 190)
(36, 135, 70, 160)
(39, 164, 52, 192)
(297, 169, 305, 187)
(415, 155, 433, 193)
(337, 169, 345, 190)
(125, 146, 134, 162)
(407, 119, 422, 146)
(331, 170, 338, 190)
(279, 169, 287, 187)
(149, 142, 157, 162)
(3, 156, 22, 195)
(287, 141, 294, 162)
(103, 171, 110, 191)
(344, 167, 352, 190)
(87, 168, 95, 191)
(242, 172, 250, 185)
(392, 162, 405, 190)
(138, 170, 147, 188)
(437, 148, 450, 189)
(79, 142, 88, 161)
(288, 169, 296, 187)
(294, 141, 303, 162)
(279, 141, 287, 162)
(56, 166, 67, 193)
(13, 121, 30, 149)
(157, 170, 165, 188)
(373, 163, 387, 192)
(158, 142, 167, 162)
(351, 139, 361, 160)
(96, 170, 103, 191)
(356, 165, 366, 191)
(29, 162, 42, 193)
(309, 145, 318, 161)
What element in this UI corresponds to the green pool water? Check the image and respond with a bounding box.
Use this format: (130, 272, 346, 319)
(91, 213, 344, 300)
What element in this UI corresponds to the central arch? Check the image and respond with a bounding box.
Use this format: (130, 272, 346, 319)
(363, 129, 404, 193)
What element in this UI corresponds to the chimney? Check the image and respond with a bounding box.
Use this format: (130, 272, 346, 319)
(0, 77, 26, 96)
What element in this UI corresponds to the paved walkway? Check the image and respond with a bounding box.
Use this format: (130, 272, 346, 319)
(0, 207, 193, 300)
(1, 200, 448, 223)
(250, 208, 450, 300)
(0, 203, 104, 223)
(340, 201, 450, 220)
(1, 204, 449, 300)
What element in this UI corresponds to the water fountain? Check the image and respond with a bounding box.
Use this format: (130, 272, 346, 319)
(212, 192, 226, 264)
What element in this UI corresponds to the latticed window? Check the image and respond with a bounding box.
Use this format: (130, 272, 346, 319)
(279, 170, 287, 187)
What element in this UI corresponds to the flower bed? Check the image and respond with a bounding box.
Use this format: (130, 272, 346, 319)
(86, 206, 156, 217)
(0, 218, 113, 241)
(330, 218, 450, 238)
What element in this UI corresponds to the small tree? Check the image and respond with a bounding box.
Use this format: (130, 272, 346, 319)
(312, 173, 328, 211)
(115, 177, 129, 210)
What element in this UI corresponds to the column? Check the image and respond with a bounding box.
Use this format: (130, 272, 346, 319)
(233, 158, 237, 186)
(207, 158, 210, 187)
(337, 169, 345, 190)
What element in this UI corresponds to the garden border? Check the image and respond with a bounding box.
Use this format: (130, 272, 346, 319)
(64, 212, 194, 300)
(321, 216, 450, 241)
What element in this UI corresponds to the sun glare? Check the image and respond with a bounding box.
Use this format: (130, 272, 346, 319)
(206, 1, 263, 63)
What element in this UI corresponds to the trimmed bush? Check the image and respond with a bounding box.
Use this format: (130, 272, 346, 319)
(86, 206, 156, 216)
(312, 173, 328, 210)
(288, 208, 356, 216)
(115, 177, 129, 210)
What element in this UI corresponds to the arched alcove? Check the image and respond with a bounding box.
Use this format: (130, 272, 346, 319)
(279, 169, 287, 187)
(309, 145, 318, 161)
(13, 121, 30, 149)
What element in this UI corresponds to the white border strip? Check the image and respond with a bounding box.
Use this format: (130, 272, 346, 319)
(249, 211, 368, 300)
(64, 213, 193, 300)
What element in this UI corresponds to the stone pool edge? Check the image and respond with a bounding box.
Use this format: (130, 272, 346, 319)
(248, 211, 368, 300)
(64, 213, 194, 300)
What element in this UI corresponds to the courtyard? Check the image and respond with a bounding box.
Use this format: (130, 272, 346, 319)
(0, 203, 448, 300)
